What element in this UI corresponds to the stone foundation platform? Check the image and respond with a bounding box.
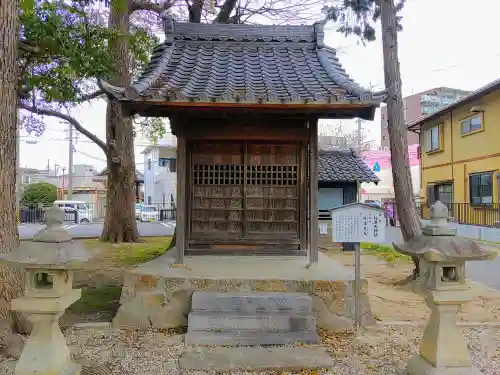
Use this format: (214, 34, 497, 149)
(113, 249, 375, 332)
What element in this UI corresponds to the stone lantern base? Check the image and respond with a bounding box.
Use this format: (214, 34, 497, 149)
(406, 354, 484, 375)
(12, 289, 82, 375)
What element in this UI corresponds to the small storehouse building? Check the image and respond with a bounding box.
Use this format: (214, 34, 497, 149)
(318, 149, 380, 217)
(98, 18, 386, 261)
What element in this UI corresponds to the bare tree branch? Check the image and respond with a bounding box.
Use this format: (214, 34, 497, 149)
(19, 39, 40, 55)
(19, 103, 108, 154)
(213, 0, 238, 23)
(78, 90, 105, 102)
(129, 0, 174, 14)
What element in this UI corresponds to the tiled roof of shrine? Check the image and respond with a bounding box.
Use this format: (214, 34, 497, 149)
(98, 17, 387, 108)
(318, 150, 379, 183)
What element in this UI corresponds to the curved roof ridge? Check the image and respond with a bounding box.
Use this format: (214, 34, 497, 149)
(168, 18, 317, 43)
(317, 47, 387, 101)
(125, 43, 174, 100)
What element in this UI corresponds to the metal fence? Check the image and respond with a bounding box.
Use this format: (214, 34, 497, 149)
(421, 202, 500, 228)
(19, 202, 177, 224)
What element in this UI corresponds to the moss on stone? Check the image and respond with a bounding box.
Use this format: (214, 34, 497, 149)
(69, 285, 122, 314)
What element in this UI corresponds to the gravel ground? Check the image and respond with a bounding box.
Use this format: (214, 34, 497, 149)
(0, 325, 498, 375)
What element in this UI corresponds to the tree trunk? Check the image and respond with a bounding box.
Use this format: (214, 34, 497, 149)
(100, 1, 139, 243)
(0, 0, 31, 358)
(380, 0, 422, 278)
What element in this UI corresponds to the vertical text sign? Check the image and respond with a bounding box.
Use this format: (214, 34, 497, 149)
(331, 203, 386, 243)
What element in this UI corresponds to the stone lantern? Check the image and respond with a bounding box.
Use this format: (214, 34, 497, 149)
(393, 201, 496, 375)
(0, 204, 92, 375)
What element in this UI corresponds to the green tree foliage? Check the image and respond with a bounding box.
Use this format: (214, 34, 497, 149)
(323, 0, 405, 42)
(21, 182, 57, 205)
(18, 0, 162, 140)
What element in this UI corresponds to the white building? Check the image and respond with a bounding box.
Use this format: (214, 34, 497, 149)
(142, 143, 177, 206)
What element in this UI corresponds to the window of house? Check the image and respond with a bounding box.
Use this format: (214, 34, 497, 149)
(469, 172, 493, 206)
(168, 159, 177, 173)
(461, 115, 482, 135)
(423, 124, 440, 152)
(147, 158, 151, 170)
(426, 183, 453, 207)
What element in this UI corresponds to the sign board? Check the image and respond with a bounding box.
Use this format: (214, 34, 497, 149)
(319, 223, 328, 235)
(330, 203, 385, 243)
(372, 161, 380, 172)
(92, 176, 106, 183)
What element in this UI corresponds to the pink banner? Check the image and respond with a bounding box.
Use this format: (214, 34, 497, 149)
(362, 144, 420, 170)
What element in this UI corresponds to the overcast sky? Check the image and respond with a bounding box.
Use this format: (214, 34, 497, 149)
(20, 0, 500, 175)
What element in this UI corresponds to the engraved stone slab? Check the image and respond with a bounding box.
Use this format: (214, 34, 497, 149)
(188, 312, 316, 332)
(191, 291, 312, 314)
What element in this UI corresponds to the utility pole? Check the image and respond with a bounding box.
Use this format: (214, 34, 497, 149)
(67, 124, 73, 200)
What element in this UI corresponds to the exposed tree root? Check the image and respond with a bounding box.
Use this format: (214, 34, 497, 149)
(165, 229, 176, 252)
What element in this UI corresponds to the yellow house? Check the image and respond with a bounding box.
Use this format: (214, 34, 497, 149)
(407, 78, 500, 226)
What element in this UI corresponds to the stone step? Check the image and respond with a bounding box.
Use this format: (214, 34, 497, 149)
(185, 330, 319, 346)
(191, 291, 313, 314)
(178, 347, 335, 372)
(188, 311, 316, 332)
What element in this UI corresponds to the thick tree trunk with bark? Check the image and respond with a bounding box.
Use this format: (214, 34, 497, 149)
(0, 0, 31, 358)
(100, 1, 139, 243)
(380, 0, 422, 278)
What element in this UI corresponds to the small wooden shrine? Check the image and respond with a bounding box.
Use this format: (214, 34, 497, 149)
(98, 17, 386, 261)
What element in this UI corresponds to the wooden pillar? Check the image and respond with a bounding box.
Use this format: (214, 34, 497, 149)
(309, 120, 319, 263)
(299, 143, 308, 251)
(175, 136, 187, 264)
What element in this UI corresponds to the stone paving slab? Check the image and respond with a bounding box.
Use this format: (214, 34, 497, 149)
(178, 346, 335, 371)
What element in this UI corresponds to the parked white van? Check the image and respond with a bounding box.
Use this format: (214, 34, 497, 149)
(53, 200, 93, 223)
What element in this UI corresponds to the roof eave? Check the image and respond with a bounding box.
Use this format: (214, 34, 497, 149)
(97, 78, 126, 100)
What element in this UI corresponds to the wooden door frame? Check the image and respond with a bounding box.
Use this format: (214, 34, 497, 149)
(185, 139, 306, 255)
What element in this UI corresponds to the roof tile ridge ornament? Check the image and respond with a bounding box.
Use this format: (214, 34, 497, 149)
(96, 77, 126, 99)
(313, 18, 327, 49)
(162, 13, 175, 44)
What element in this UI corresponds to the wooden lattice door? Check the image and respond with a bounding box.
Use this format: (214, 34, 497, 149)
(189, 140, 301, 250)
(245, 143, 299, 241)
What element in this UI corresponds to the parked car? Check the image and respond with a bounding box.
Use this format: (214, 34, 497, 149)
(139, 205, 159, 222)
(53, 200, 93, 223)
(364, 200, 383, 209)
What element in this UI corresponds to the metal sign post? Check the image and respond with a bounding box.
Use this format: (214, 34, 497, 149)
(329, 203, 386, 335)
(354, 241, 361, 333)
